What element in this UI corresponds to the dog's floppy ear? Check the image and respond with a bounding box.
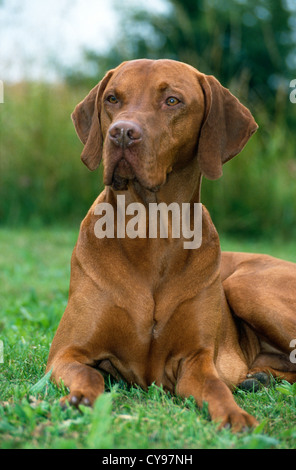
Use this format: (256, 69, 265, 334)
(197, 74, 258, 180)
(71, 69, 114, 170)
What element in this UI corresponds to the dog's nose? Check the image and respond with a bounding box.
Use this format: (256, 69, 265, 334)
(109, 121, 142, 148)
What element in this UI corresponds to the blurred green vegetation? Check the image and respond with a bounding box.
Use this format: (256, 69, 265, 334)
(79, 0, 296, 112)
(0, 0, 296, 239)
(0, 82, 104, 227)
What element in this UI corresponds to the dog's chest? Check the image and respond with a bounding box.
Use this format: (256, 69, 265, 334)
(97, 290, 199, 391)
(98, 336, 181, 392)
(90, 239, 212, 389)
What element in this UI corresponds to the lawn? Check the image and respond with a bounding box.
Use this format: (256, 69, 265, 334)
(0, 227, 296, 449)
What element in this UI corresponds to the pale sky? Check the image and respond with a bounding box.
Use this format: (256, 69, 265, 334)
(0, 0, 169, 82)
(1, 0, 295, 83)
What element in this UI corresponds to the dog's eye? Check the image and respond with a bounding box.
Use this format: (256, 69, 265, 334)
(106, 95, 118, 104)
(165, 97, 180, 106)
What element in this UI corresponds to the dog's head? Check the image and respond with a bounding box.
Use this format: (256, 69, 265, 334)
(72, 59, 258, 191)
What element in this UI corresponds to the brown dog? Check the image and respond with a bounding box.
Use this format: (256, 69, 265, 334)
(46, 59, 296, 431)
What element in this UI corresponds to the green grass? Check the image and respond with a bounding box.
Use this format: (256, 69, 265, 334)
(1, 228, 296, 449)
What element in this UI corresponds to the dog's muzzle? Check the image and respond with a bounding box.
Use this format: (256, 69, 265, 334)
(108, 120, 142, 149)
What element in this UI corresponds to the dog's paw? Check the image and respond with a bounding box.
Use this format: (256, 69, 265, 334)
(238, 371, 270, 392)
(60, 390, 96, 409)
(217, 409, 259, 433)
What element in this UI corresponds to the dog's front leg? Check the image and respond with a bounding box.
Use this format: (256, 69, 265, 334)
(47, 347, 105, 408)
(176, 349, 258, 432)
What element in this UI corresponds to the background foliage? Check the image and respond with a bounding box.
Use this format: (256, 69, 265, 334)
(1, 0, 296, 238)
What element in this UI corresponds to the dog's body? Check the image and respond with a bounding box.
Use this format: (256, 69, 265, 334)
(47, 59, 296, 431)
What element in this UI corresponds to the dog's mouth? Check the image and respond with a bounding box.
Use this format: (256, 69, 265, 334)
(104, 155, 164, 193)
(115, 158, 134, 180)
(111, 158, 134, 191)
